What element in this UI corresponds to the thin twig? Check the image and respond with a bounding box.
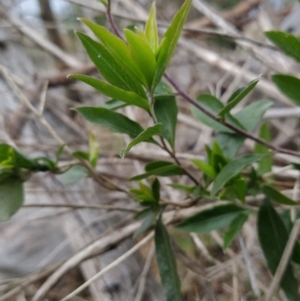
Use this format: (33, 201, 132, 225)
(60, 232, 154, 301)
(134, 244, 155, 301)
(22, 203, 139, 212)
(239, 235, 260, 297)
(164, 73, 300, 158)
(265, 219, 300, 301)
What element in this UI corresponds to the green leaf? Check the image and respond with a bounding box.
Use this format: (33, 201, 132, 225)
(272, 74, 300, 106)
(191, 159, 216, 178)
(89, 133, 99, 168)
(168, 183, 195, 194)
(263, 185, 297, 205)
(154, 81, 174, 97)
(124, 29, 157, 88)
(120, 124, 161, 158)
(56, 145, 65, 162)
(134, 208, 156, 238)
(153, 0, 193, 89)
(218, 77, 260, 117)
(223, 212, 248, 249)
(215, 133, 245, 159)
(154, 96, 178, 150)
(211, 154, 262, 196)
(258, 200, 298, 301)
(255, 122, 273, 175)
(77, 107, 144, 138)
(152, 178, 160, 202)
(0, 144, 14, 167)
(101, 99, 127, 110)
(130, 162, 185, 181)
(265, 31, 300, 63)
(81, 18, 147, 88)
(73, 151, 89, 161)
(192, 94, 243, 133)
(155, 217, 182, 301)
(0, 176, 24, 221)
(60, 165, 88, 185)
(177, 204, 245, 233)
(234, 99, 272, 132)
(131, 182, 157, 205)
(145, 3, 158, 53)
(76, 32, 146, 97)
(70, 75, 150, 112)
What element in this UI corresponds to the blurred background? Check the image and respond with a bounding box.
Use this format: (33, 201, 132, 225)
(1, 0, 300, 300)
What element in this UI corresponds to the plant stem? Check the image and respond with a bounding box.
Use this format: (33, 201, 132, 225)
(164, 73, 300, 158)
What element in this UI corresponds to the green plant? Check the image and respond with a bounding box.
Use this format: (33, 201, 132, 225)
(2, 1, 300, 300)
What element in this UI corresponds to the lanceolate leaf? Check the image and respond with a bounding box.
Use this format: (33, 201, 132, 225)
(272, 74, 300, 106)
(77, 32, 145, 97)
(152, 0, 193, 89)
(223, 212, 248, 250)
(215, 133, 245, 159)
(218, 77, 260, 117)
(154, 96, 178, 150)
(265, 31, 300, 63)
(120, 124, 161, 158)
(145, 3, 158, 52)
(211, 154, 261, 196)
(0, 176, 24, 221)
(101, 99, 127, 110)
(60, 165, 88, 185)
(191, 159, 216, 178)
(258, 200, 298, 301)
(77, 107, 144, 138)
(81, 19, 147, 88)
(234, 99, 273, 132)
(263, 185, 297, 205)
(70, 75, 150, 112)
(89, 133, 99, 168)
(155, 217, 182, 301)
(177, 204, 245, 233)
(130, 162, 185, 181)
(192, 94, 244, 133)
(124, 29, 157, 88)
(255, 122, 273, 175)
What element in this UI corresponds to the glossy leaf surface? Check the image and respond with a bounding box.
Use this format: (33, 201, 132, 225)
(211, 154, 261, 196)
(154, 96, 178, 150)
(177, 204, 245, 233)
(120, 124, 161, 158)
(155, 218, 182, 301)
(77, 107, 144, 138)
(70, 75, 150, 112)
(258, 200, 298, 301)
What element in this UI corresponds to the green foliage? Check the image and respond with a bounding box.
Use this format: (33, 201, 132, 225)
(155, 217, 182, 301)
(258, 200, 299, 300)
(218, 77, 260, 117)
(223, 212, 248, 249)
(60, 165, 88, 185)
(69, 74, 150, 111)
(254, 122, 273, 175)
(272, 74, 300, 106)
(211, 154, 262, 196)
(124, 29, 157, 89)
(265, 31, 300, 63)
(263, 185, 297, 205)
(130, 161, 185, 181)
(177, 204, 246, 233)
(154, 96, 178, 150)
(76, 107, 144, 138)
(0, 176, 24, 221)
(3, 3, 300, 299)
(152, 0, 193, 89)
(120, 124, 161, 158)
